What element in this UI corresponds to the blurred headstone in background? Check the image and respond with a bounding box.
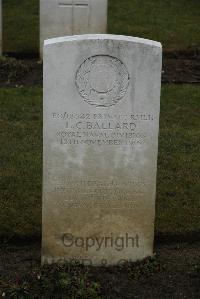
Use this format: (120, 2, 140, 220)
(40, 0, 108, 58)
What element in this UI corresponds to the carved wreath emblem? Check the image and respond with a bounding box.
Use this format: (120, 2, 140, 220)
(75, 55, 130, 107)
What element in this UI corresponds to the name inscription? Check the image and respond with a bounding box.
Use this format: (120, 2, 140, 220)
(52, 112, 155, 147)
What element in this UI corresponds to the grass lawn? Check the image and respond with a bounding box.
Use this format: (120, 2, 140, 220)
(157, 85, 200, 234)
(0, 85, 199, 240)
(0, 87, 42, 238)
(108, 0, 200, 50)
(3, 0, 200, 55)
(3, 0, 39, 55)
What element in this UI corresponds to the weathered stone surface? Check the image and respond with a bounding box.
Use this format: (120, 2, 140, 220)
(42, 34, 162, 266)
(40, 0, 107, 57)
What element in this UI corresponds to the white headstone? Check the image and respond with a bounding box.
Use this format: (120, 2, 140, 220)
(0, 0, 2, 55)
(42, 34, 162, 266)
(40, 0, 107, 58)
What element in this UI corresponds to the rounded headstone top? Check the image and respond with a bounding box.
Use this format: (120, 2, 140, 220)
(44, 34, 162, 49)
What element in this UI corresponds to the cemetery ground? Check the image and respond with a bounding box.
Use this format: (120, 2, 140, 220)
(0, 0, 200, 298)
(2, 0, 200, 55)
(0, 85, 199, 298)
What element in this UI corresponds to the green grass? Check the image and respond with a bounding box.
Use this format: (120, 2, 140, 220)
(0, 87, 42, 238)
(3, 0, 39, 55)
(0, 85, 199, 239)
(156, 85, 200, 234)
(3, 0, 200, 54)
(108, 0, 200, 50)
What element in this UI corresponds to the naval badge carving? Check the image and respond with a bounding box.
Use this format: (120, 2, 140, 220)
(75, 55, 130, 107)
